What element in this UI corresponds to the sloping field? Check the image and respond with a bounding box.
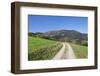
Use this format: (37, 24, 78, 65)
(28, 36, 63, 60)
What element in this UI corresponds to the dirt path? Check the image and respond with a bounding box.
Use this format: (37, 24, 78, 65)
(53, 43, 65, 60)
(66, 43, 76, 59)
(52, 42, 76, 60)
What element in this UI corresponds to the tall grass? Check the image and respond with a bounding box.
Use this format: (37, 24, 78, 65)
(70, 43, 88, 58)
(28, 36, 63, 60)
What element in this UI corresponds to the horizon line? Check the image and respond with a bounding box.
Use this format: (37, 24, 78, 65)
(29, 29, 88, 34)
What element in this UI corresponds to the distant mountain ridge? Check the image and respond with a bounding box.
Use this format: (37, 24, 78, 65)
(29, 29, 88, 45)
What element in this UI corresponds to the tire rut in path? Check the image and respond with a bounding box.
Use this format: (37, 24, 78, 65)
(52, 42, 76, 60)
(66, 43, 76, 59)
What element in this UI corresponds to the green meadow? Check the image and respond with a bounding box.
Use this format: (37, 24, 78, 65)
(70, 43, 88, 58)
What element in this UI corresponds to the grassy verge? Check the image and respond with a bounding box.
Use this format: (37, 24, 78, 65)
(28, 36, 63, 60)
(70, 43, 88, 58)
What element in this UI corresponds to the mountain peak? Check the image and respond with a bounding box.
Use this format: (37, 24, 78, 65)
(29, 29, 87, 42)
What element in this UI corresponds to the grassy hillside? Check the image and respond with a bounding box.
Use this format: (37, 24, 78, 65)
(70, 43, 88, 58)
(28, 36, 63, 60)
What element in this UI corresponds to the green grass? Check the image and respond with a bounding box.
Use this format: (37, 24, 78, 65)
(28, 36, 57, 53)
(70, 43, 88, 58)
(28, 36, 63, 60)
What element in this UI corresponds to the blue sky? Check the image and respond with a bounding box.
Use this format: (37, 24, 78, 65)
(28, 15, 88, 33)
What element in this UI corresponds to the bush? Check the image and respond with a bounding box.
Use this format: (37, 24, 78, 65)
(81, 40, 88, 46)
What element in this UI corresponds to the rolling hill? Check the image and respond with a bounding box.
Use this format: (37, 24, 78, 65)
(29, 29, 88, 45)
